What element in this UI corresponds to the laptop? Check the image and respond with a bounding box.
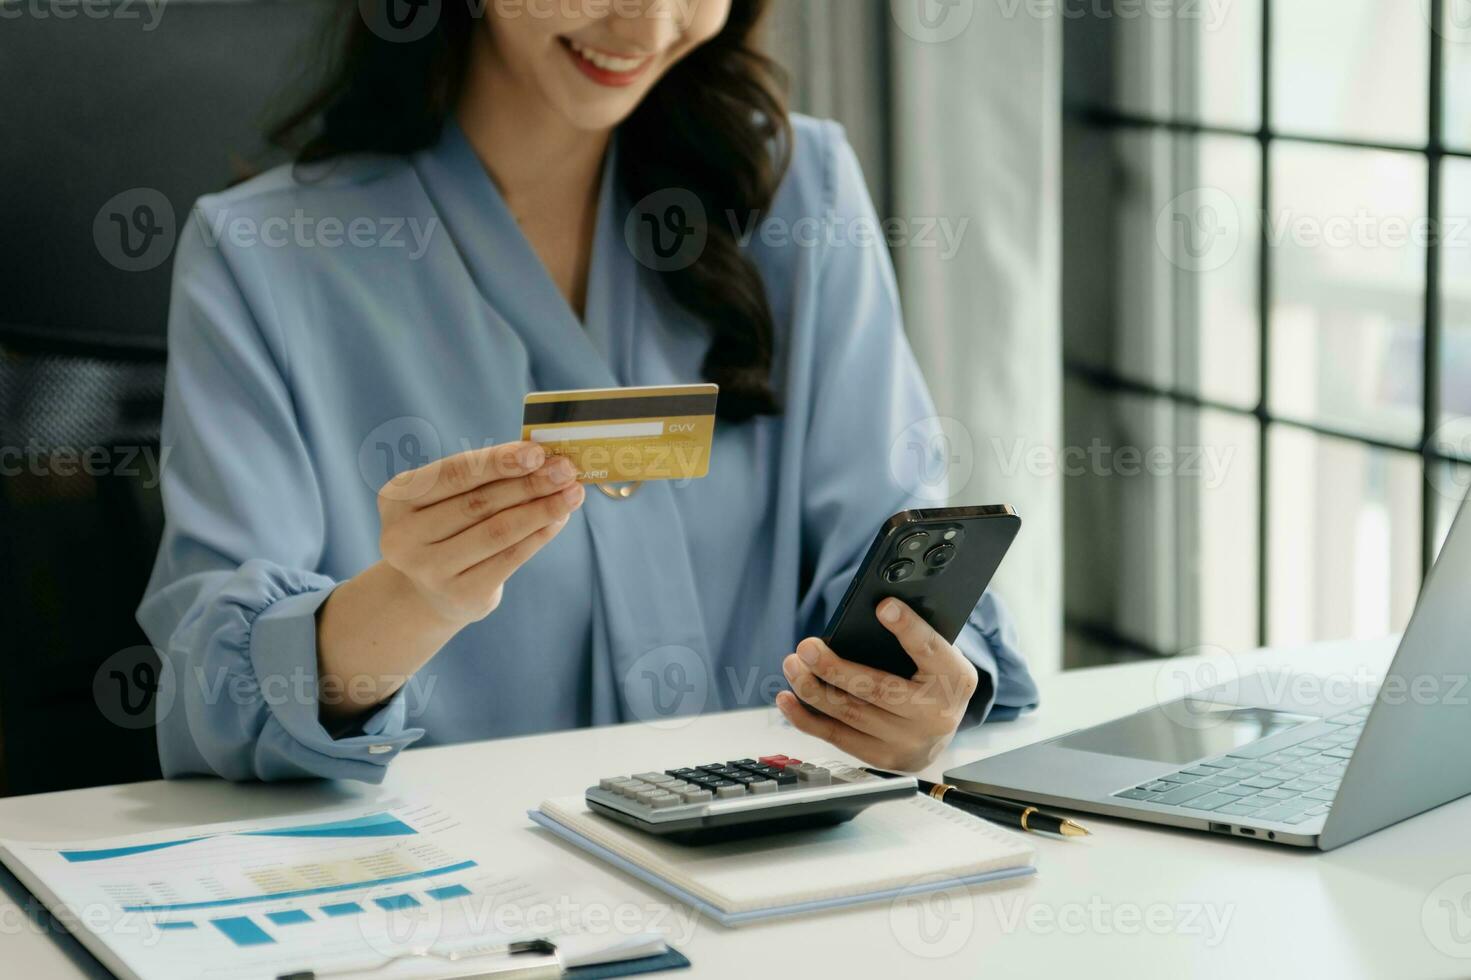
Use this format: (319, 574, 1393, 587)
(946, 488, 1471, 850)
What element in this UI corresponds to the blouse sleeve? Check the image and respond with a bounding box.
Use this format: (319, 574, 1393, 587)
(794, 123, 1039, 726)
(137, 203, 424, 782)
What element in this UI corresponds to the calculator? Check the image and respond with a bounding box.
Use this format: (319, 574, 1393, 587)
(585, 755, 918, 844)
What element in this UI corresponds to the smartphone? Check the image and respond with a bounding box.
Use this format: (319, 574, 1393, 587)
(820, 506, 1021, 679)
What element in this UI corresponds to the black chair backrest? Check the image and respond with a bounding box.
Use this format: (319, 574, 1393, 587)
(0, 339, 168, 794)
(0, 0, 331, 795)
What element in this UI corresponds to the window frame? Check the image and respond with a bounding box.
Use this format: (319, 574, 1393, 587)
(1063, 0, 1467, 659)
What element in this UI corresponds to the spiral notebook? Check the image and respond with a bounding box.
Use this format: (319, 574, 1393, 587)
(528, 794, 1036, 927)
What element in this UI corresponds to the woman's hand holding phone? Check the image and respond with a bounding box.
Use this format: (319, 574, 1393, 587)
(376, 440, 585, 625)
(776, 598, 980, 772)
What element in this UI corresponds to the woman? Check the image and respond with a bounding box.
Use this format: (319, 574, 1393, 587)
(138, 0, 1037, 783)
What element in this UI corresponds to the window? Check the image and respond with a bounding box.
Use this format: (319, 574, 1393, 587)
(1062, 0, 1471, 666)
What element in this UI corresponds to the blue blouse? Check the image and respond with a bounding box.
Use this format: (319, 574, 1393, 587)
(137, 115, 1038, 783)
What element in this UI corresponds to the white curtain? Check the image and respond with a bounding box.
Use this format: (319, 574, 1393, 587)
(889, 2, 1064, 673)
(765, 1, 891, 196)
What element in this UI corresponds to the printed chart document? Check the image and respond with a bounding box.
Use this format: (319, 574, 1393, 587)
(1, 799, 664, 980)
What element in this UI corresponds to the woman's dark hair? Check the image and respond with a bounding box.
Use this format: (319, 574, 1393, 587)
(270, 1, 791, 422)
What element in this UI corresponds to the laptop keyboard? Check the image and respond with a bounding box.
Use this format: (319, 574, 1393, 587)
(1111, 705, 1371, 825)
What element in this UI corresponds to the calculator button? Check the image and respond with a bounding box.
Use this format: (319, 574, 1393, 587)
(667, 769, 701, 779)
(749, 780, 777, 794)
(633, 788, 663, 804)
(599, 777, 627, 790)
(795, 766, 831, 786)
(771, 770, 798, 787)
(706, 778, 737, 788)
(758, 755, 790, 767)
(714, 784, 747, 799)
(636, 773, 674, 784)
(647, 792, 680, 809)
(728, 773, 758, 785)
(727, 759, 758, 768)
(613, 781, 644, 797)
(666, 780, 694, 793)
(679, 788, 714, 804)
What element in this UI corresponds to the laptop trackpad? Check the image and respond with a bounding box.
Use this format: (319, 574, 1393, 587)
(1054, 703, 1319, 765)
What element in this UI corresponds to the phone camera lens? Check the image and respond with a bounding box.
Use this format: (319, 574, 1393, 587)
(883, 559, 916, 583)
(897, 531, 930, 555)
(924, 543, 958, 569)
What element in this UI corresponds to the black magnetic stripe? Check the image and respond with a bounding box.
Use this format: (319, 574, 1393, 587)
(523, 393, 717, 425)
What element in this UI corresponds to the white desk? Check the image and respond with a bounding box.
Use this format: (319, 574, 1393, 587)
(3, 636, 1467, 979)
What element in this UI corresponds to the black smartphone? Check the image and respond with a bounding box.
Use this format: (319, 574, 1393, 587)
(820, 506, 1021, 679)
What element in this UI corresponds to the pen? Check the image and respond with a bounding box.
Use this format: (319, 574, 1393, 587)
(864, 768, 1091, 838)
(276, 938, 559, 980)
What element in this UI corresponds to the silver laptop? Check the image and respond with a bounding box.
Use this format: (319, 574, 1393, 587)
(946, 488, 1471, 850)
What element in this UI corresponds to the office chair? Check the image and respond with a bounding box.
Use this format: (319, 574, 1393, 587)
(0, 0, 329, 794)
(0, 330, 168, 794)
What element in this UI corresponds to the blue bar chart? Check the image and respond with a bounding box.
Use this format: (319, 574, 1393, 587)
(2, 801, 556, 979)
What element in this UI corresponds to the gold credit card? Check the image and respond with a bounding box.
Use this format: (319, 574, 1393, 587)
(521, 383, 718, 483)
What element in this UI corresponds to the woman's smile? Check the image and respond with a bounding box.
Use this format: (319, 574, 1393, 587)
(559, 37, 656, 88)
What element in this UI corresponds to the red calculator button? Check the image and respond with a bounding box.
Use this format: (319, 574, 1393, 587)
(758, 755, 789, 767)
